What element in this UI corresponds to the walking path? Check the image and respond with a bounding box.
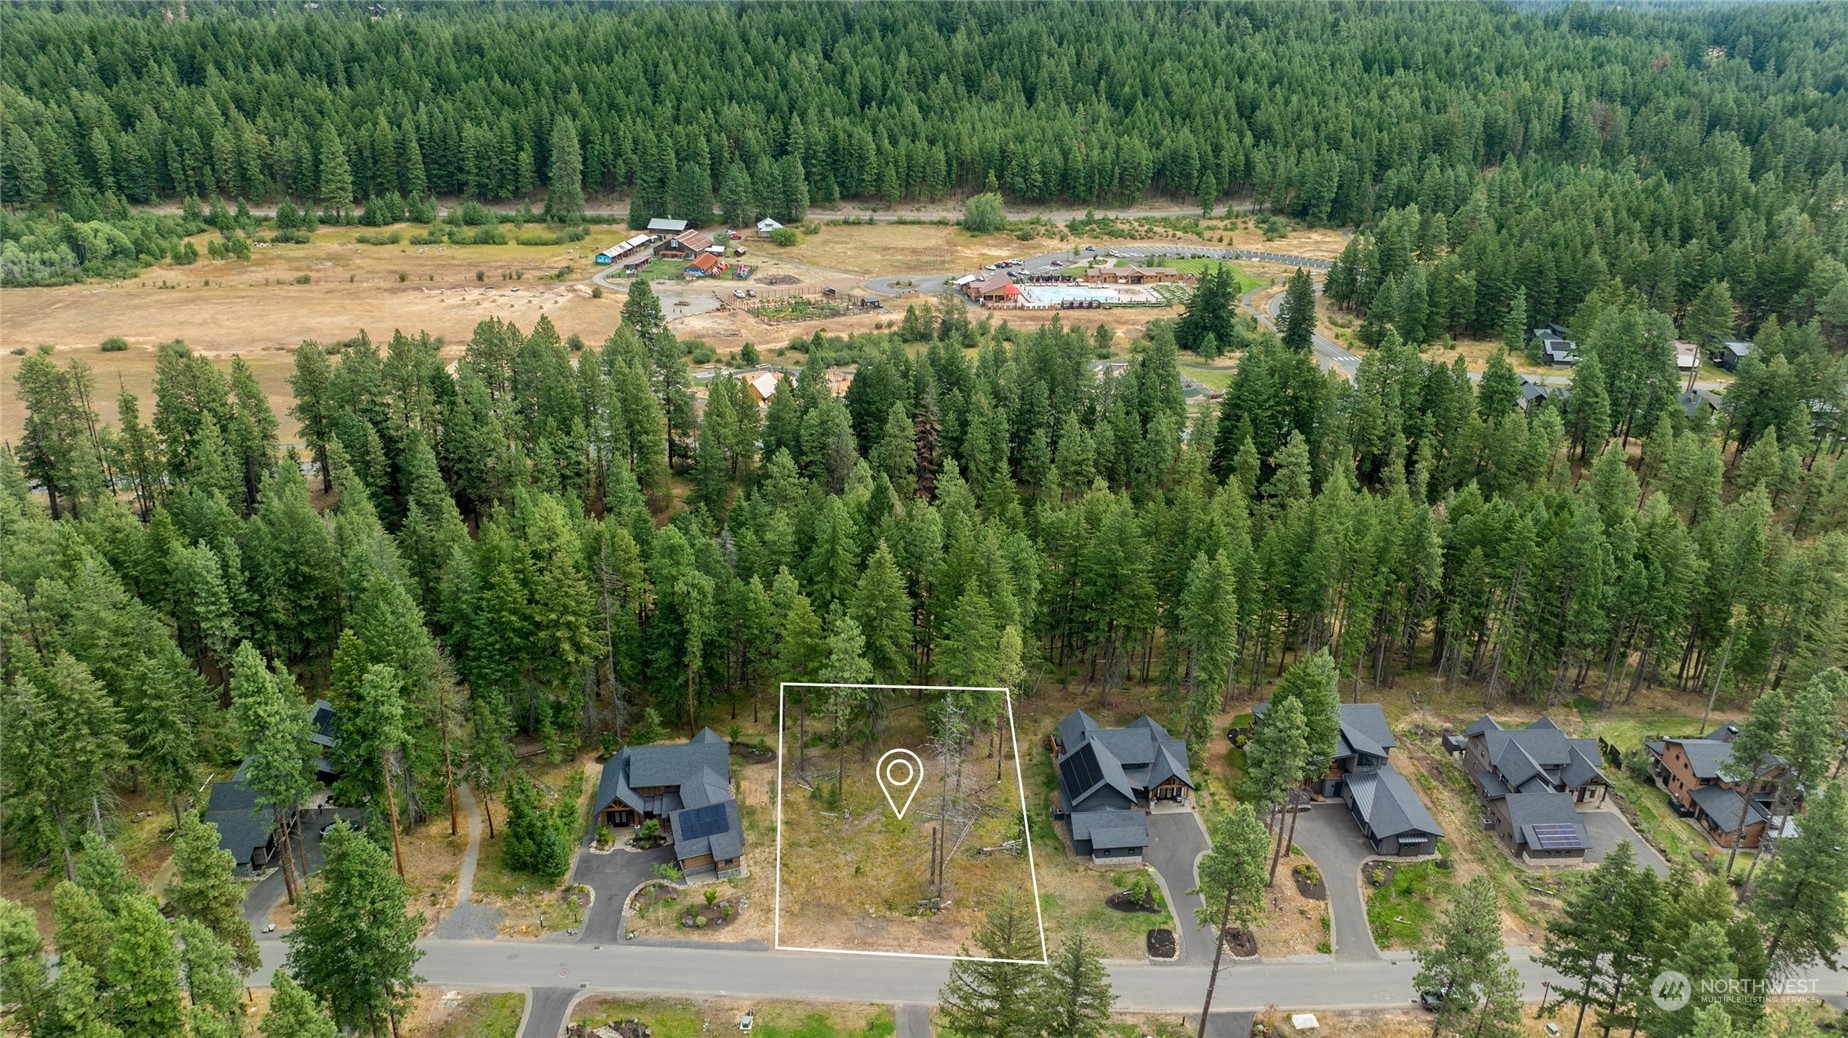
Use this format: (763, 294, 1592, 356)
(435, 784, 505, 940)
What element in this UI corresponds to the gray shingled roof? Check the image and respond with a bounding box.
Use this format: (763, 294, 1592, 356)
(1689, 784, 1769, 832)
(1338, 703, 1396, 759)
(1069, 808, 1148, 852)
(204, 780, 274, 867)
(1503, 792, 1586, 851)
(1054, 711, 1192, 808)
(1058, 740, 1136, 811)
(1346, 764, 1443, 843)
(1473, 717, 1607, 793)
(596, 728, 733, 818)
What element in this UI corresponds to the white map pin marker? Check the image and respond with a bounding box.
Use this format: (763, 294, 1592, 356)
(876, 748, 924, 820)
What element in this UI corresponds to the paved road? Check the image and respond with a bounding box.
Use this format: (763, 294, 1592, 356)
(1145, 809, 1215, 965)
(520, 987, 582, 1038)
(1287, 806, 1380, 962)
(245, 935, 1848, 1013)
(571, 840, 673, 945)
(1247, 284, 1362, 378)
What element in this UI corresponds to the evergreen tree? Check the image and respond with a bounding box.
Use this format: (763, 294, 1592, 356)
(0, 653, 126, 881)
(1754, 782, 1848, 977)
(1280, 268, 1317, 352)
(0, 897, 52, 1034)
(105, 894, 185, 1038)
(165, 814, 261, 974)
(1178, 551, 1238, 747)
(1538, 842, 1664, 1038)
(317, 124, 353, 221)
(937, 893, 1043, 1038)
(1033, 929, 1115, 1038)
(261, 973, 340, 1038)
(544, 116, 584, 222)
(961, 192, 1005, 233)
(1414, 876, 1516, 1038)
(283, 825, 424, 1038)
(228, 643, 312, 904)
(719, 160, 754, 227)
(1478, 348, 1521, 419)
(1190, 803, 1269, 1038)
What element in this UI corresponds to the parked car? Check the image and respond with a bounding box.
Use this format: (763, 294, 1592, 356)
(984, 262, 1000, 270)
(319, 820, 342, 839)
(729, 231, 742, 240)
(733, 289, 747, 298)
(1049, 260, 1065, 268)
(1419, 991, 1446, 1013)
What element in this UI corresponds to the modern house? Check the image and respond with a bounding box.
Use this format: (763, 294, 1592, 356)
(1252, 701, 1443, 856)
(1052, 711, 1193, 862)
(1537, 337, 1579, 366)
(595, 728, 745, 878)
(1680, 388, 1724, 419)
(746, 371, 780, 406)
(654, 230, 715, 260)
(1643, 726, 1785, 848)
(1710, 338, 1753, 372)
(309, 698, 340, 785)
(1463, 716, 1608, 864)
(1517, 376, 1570, 410)
(205, 772, 284, 873)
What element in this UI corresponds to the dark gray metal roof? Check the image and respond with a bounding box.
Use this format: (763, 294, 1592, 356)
(204, 781, 273, 866)
(1069, 808, 1148, 852)
(1689, 784, 1768, 832)
(1345, 764, 1443, 842)
(597, 728, 733, 818)
(1337, 703, 1396, 760)
(1503, 792, 1585, 851)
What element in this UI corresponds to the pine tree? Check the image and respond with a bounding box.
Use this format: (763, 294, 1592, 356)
(283, 825, 424, 1037)
(105, 894, 185, 1037)
(228, 642, 312, 904)
(165, 814, 261, 974)
(176, 918, 243, 1038)
(544, 116, 584, 222)
(1754, 782, 1848, 977)
(1033, 929, 1115, 1038)
(1414, 876, 1512, 1037)
(937, 893, 1043, 1038)
(719, 160, 754, 227)
(1190, 803, 1269, 1038)
(1280, 268, 1317, 352)
(0, 897, 52, 1034)
(317, 124, 353, 221)
(1178, 551, 1238, 746)
(1, 653, 126, 881)
(1478, 348, 1521, 419)
(851, 541, 913, 684)
(1538, 841, 1664, 1038)
(261, 973, 340, 1038)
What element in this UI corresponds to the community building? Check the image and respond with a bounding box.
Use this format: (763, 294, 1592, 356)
(1644, 725, 1786, 849)
(1052, 711, 1193, 862)
(594, 728, 745, 878)
(1461, 716, 1607, 864)
(962, 271, 1019, 304)
(654, 229, 715, 260)
(683, 253, 728, 278)
(647, 218, 690, 234)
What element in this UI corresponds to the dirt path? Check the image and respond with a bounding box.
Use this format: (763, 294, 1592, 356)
(434, 784, 504, 940)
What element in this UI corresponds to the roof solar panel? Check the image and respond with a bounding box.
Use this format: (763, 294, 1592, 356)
(678, 803, 729, 840)
(1061, 743, 1102, 794)
(1529, 822, 1584, 849)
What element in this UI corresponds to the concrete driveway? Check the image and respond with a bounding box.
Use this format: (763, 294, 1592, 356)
(1580, 805, 1670, 876)
(570, 839, 673, 944)
(1145, 808, 1215, 965)
(1287, 805, 1379, 962)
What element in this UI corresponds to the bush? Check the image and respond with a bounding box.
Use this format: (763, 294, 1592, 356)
(397, 271, 408, 282)
(768, 227, 800, 247)
(591, 285, 603, 299)
(739, 341, 758, 365)
(962, 192, 1007, 233)
(476, 270, 486, 282)
(293, 273, 312, 285)
(99, 336, 129, 352)
(638, 818, 663, 844)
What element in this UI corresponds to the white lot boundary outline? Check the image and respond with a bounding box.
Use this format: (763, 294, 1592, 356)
(774, 682, 1049, 965)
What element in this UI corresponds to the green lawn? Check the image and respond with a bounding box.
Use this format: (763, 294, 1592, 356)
(571, 999, 894, 1038)
(427, 992, 524, 1038)
(1365, 857, 1455, 950)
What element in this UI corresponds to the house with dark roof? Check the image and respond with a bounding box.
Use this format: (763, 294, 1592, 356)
(1517, 376, 1570, 410)
(1052, 712, 1192, 862)
(308, 699, 340, 785)
(1537, 337, 1579, 367)
(1709, 338, 1753, 372)
(1643, 725, 1785, 849)
(1252, 701, 1442, 855)
(204, 772, 285, 874)
(595, 729, 744, 878)
(1464, 716, 1608, 863)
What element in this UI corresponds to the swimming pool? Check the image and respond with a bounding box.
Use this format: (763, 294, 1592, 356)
(1016, 284, 1123, 305)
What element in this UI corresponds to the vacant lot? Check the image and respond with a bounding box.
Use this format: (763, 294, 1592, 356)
(572, 997, 895, 1038)
(405, 989, 525, 1038)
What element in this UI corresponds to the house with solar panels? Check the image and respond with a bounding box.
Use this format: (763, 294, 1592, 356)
(1463, 716, 1609, 864)
(594, 728, 745, 878)
(1051, 712, 1192, 862)
(1252, 701, 1443, 856)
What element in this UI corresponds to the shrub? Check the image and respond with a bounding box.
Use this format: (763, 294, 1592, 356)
(704, 888, 720, 907)
(293, 274, 312, 285)
(397, 271, 408, 282)
(638, 818, 663, 844)
(591, 285, 603, 299)
(9, 347, 26, 356)
(739, 341, 759, 364)
(768, 227, 800, 247)
(99, 336, 129, 353)
(962, 192, 1006, 233)
(476, 270, 486, 282)
(652, 862, 684, 883)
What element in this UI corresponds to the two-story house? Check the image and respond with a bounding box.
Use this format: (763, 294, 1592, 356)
(1253, 701, 1443, 856)
(1464, 716, 1608, 864)
(1051, 712, 1194, 862)
(1644, 725, 1785, 849)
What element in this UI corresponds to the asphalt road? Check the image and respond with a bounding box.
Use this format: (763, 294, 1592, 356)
(1248, 284, 1361, 378)
(521, 988, 583, 1038)
(245, 935, 1848, 1013)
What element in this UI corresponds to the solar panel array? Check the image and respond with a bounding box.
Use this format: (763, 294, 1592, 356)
(1060, 744, 1102, 795)
(1529, 822, 1584, 849)
(678, 803, 729, 840)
